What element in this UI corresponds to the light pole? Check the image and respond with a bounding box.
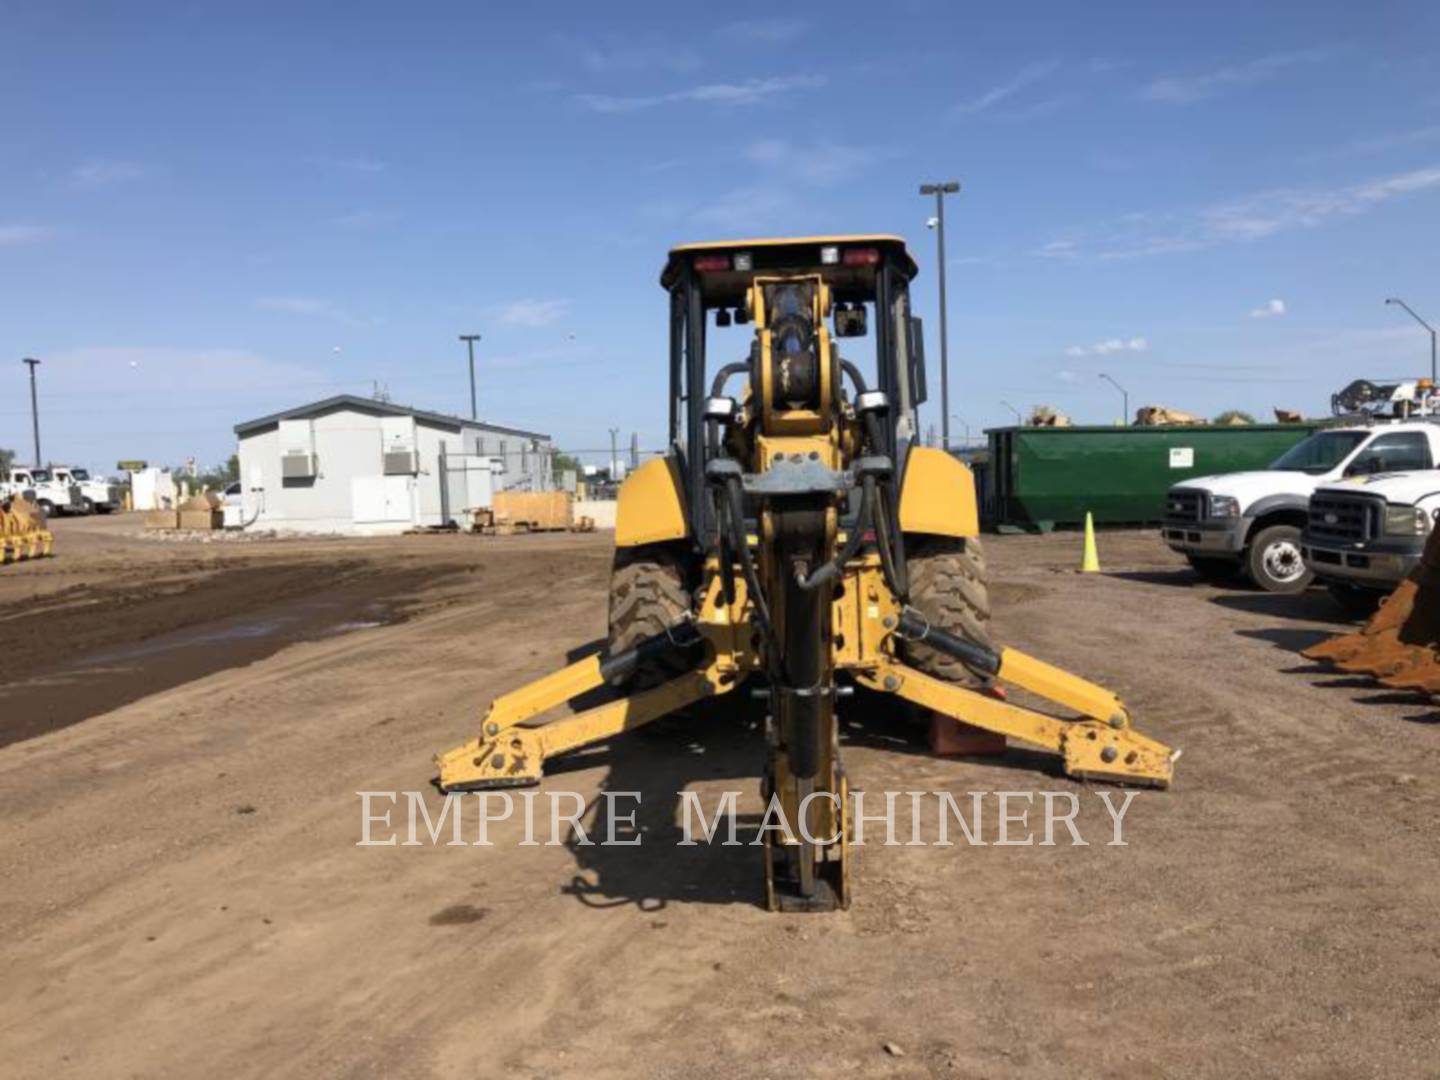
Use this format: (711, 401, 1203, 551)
(1385, 298, 1437, 383)
(920, 181, 961, 450)
(608, 427, 620, 481)
(1099, 373, 1129, 425)
(458, 334, 481, 419)
(1000, 400, 1022, 423)
(23, 358, 41, 465)
(950, 414, 971, 446)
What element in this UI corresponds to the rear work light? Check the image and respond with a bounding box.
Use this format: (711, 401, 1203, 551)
(842, 247, 880, 266)
(732, 251, 753, 271)
(819, 245, 840, 265)
(693, 254, 730, 272)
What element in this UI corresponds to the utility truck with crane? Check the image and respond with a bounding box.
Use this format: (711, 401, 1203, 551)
(1163, 379, 1440, 593)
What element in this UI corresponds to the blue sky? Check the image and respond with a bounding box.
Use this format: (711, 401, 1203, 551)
(2, 0, 1439, 470)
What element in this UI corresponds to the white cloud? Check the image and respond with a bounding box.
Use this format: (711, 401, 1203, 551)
(0, 224, 54, 246)
(575, 35, 700, 74)
(497, 299, 570, 328)
(22, 347, 345, 466)
(690, 185, 800, 234)
(1141, 50, 1327, 104)
(1335, 125, 1440, 157)
(1052, 164, 1440, 260)
(1067, 337, 1148, 357)
(254, 296, 370, 326)
(329, 208, 392, 229)
(576, 74, 825, 113)
(1251, 298, 1287, 318)
(743, 138, 886, 185)
(68, 159, 146, 189)
(954, 60, 1059, 115)
(1038, 239, 1077, 259)
(718, 17, 808, 43)
(311, 155, 387, 173)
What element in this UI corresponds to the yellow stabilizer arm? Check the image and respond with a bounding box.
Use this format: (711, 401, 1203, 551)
(857, 649, 1175, 787)
(435, 624, 735, 791)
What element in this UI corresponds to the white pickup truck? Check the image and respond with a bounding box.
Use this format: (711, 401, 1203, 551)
(1163, 419, 1440, 592)
(51, 466, 122, 514)
(1303, 467, 1440, 613)
(1, 466, 83, 516)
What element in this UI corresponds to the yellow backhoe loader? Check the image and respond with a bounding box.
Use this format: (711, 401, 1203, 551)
(438, 236, 1176, 911)
(1, 493, 53, 565)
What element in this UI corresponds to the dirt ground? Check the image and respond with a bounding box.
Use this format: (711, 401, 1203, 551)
(2, 514, 1438, 1078)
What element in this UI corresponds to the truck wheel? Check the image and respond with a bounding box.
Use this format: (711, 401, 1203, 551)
(1326, 582, 1381, 620)
(1246, 524, 1312, 593)
(607, 544, 696, 688)
(900, 536, 993, 687)
(1186, 554, 1241, 584)
(80, 497, 95, 515)
(37, 499, 54, 518)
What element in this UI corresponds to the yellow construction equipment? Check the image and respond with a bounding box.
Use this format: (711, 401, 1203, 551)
(1304, 524, 1440, 693)
(438, 236, 1177, 910)
(1, 493, 53, 564)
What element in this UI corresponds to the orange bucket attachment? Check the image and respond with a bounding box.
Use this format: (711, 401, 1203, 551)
(1304, 527, 1440, 688)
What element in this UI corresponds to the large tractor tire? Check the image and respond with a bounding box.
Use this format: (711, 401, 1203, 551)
(607, 544, 695, 688)
(900, 535, 993, 687)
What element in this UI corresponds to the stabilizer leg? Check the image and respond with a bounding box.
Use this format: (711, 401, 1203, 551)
(435, 624, 719, 791)
(857, 659, 1175, 787)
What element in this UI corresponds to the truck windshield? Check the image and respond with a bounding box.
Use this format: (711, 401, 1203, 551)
(30, 469, 52, 482)
(1269, 431, 1369, 473)
(69, 469, 90, 481)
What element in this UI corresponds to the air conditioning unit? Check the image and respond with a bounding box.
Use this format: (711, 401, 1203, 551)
(282, 452, 317, 479)
(383, 450, 418, 475)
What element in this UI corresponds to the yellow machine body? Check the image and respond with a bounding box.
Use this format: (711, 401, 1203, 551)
(438, 235, 1177, 912)
(615, 457, 689, 547)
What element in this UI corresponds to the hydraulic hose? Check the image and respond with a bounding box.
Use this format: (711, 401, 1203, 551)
(723, 475, 771, 636)
(871, 475, 909, 601)
(710, 361, 751, 398)
(839, 358, 868, 396)
(795, 475, 874, 591)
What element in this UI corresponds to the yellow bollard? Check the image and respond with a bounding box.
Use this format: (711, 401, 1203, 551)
(1081, 512, 1101, 573)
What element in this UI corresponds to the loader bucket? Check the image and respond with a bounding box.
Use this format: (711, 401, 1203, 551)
(1, 496, 54, 565)
(1302, 526, 1440, 688)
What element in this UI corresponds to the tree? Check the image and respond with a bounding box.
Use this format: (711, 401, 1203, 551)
(552, 452, 583, 482)
(190, 454, 240, 490)
(0, 447, 14, 476)
(1213, 410, 1256, 426)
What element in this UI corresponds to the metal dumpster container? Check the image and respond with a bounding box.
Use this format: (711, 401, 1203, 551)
(985, 423, 1319, 529)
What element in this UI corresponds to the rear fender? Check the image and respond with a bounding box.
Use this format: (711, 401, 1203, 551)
(616, 456, 690, 547)
(898, 447, 979, 538)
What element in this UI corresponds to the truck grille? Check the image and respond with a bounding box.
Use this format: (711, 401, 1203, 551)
(1308, 492, 1380, 544)
(1165, 488, 1206, 522)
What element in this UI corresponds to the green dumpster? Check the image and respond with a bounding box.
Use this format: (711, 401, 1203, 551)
(985, 423, 1319, 530)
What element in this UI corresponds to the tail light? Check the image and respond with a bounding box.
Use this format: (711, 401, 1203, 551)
(693, 255, 730, 272)
(842, 247, 880, 267)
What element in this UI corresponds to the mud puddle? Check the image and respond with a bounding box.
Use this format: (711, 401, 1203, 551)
(0, 561, 462, 746)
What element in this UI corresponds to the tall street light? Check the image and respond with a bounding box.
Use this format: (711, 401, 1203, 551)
(920, 181, 961, 450)
(950, 413, 971, 446)
(458, 334, 481, 419)
(1000, 400, 1022, 423)
(1385, 298, 1436, 383)
(23, 358, 41, 465)
(1099, 373, 1129, 426)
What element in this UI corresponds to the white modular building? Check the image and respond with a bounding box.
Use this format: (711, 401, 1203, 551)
(233, 395, 553, 535)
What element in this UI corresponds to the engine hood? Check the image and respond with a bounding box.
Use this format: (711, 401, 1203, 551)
(1172, 470, 1325, 505)
(1316, 471, 1440, 506)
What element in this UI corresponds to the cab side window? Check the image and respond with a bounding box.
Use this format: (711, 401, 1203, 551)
(1347, 432, 1434, 474)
